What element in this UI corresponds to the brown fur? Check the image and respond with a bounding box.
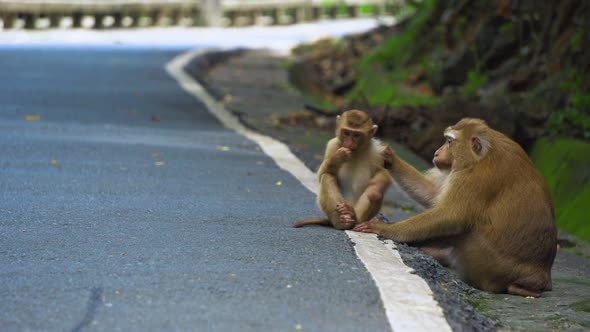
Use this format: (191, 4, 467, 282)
(356, 118, 557, 297)
(293, 110, 392, 230)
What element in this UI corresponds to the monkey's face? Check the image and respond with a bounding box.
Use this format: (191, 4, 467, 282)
(437, 122, 490, 170)
(336, 110, 378, 151)
(433, 134, 454, 170)
(340, 128, 366, 151)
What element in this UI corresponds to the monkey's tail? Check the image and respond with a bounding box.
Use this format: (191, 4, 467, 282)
(292, 218, 331, 228)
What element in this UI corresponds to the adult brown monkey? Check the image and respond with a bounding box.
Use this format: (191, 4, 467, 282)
(354, 118, 557, 297)
(293, 110, 392, 230)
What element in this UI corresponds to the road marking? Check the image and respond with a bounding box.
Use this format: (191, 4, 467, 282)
(166, 49, 452, 332)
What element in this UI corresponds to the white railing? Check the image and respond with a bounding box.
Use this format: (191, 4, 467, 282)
(0, 0, 402, 29)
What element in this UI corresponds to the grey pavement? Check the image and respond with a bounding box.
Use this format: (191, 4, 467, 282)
(0, 47, 390, 331)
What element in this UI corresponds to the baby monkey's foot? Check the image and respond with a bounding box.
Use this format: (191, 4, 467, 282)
(335, 203, 357, 229)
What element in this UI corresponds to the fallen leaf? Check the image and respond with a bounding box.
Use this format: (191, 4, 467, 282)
(154, 161, 165, 167)
(286, 284, 292, 289)
(216, 145, 230, 151)
(294, 324, 303, 330)
(255, 146, 261, 151)
(152, 152, 160, 158)
(276, 181, 283, 186)
(24, 115, 40, 121)
(151, 114, 160, 122)
(50, 159, 57, 166)
(525, 296, 536, 299)
(256, 161, 264, 165)
(128, 109, 138, 115)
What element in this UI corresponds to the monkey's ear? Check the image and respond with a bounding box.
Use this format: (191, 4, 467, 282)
(372, 124, 378, 135)
(471, 135, 490, 157)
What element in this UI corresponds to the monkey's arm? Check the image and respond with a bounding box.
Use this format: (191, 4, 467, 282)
(384, 145, 439, 208)
(354, 207, 469, 243)
(354, 167, 392, 222)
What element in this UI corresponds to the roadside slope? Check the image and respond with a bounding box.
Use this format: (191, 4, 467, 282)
(187, 48, 590, 332)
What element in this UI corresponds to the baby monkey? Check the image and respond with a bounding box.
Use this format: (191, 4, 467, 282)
(294, 110, 392, 230)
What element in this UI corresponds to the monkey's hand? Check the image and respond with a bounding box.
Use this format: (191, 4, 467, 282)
(320, 147, 352, 176)
(383, 145, 396, 170)
(332, 147, 352, 165)
(353, 220, 385, 234)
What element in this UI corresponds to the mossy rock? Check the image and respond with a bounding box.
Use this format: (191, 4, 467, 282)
(530, 137, 590, 243)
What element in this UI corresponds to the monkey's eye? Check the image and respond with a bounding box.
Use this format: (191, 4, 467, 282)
(446, 137, 454, 144)
(352, 133, 361, 139)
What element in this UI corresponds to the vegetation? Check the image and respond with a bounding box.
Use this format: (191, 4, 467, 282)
(461, 69, 487, 97)
(548, 70, 590, 139)
(349, 0, 438, 107)
(530, 138, 590, 243)
(289, 0, 590, 240)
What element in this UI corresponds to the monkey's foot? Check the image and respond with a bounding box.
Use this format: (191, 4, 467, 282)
(507, 284, 542, 298)
(335, 203, 357, 228)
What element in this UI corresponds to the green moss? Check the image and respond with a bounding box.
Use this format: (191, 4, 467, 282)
(530, 138, 590, 243)
(562, 246, 590, 260)
(571, 298, 590, 313)
(350, 65, 439, 107)
(462, 69, 487, 97)
(461, 293, 499, 321)
(499, 22, 514, 34)
(571, 29, 583, 52)
(554, 277, 590, 287)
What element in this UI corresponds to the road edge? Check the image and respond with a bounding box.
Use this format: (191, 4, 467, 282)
(166, 49, 452, 332)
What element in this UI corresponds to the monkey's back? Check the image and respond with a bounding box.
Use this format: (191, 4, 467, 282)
(459, 141, 557, 292)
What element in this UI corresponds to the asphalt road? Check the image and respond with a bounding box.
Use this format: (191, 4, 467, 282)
(0, 47, 390, 331)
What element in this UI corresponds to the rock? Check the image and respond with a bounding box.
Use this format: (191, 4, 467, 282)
(475, 15, 510, 60)
(480, 25, 519, 70)
(439, 49, 476, 91)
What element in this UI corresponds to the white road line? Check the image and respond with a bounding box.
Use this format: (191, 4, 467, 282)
(166, 49, 453, 332)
